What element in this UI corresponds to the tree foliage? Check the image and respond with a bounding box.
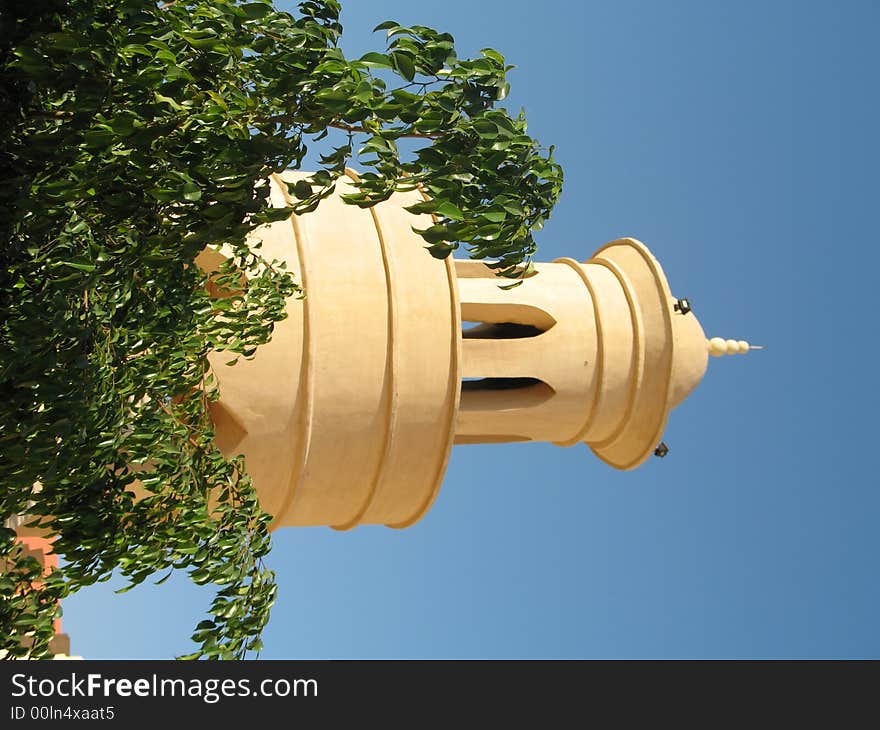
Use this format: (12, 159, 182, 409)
(0, 0, 562, 658)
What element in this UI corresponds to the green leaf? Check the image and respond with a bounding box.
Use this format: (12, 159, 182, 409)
(427, 243, 455, 259)
(499, 199, 524, 216)
(357, 52, 393, 69)
(121, 44, 152, 58)
(83, 130, 115, 149)
(391, 52, 416, 82)
(154, 93, 184, 111)
(481, 48, 505, 65)
(58, 260, 96, 273)
(481, 209, 507, 222)
(241, 2, 270, 19)
(413, 224, 452, 244)
(183, 183, 202, 201)
(403, 200, 438, 215)
(435, 201, 464, 219)
(110, 116, 135, 135)
(473, 119, 499, 139)
(291, 180, 313, 199)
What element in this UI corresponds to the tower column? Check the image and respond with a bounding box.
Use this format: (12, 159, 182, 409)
(451, 239, 712, 469)
(456, 260, 599, 444)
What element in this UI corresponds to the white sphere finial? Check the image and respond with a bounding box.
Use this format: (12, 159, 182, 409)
(708, 337, 727, 356)
(708, 337, 764, 357)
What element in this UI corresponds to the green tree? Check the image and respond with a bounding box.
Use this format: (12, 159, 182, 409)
(0, 0, 562, 658)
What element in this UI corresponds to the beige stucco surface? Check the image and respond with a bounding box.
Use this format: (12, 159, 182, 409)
(206, 171, 720, 529)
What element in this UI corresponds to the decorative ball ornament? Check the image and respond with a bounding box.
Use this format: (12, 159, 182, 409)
(708, 337, 728, 356)
(708, 337, 760, 357)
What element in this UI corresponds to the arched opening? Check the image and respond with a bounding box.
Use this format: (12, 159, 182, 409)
(462, 322, 546, 340)
(461, 376, 544, 392)
(459, 377, 555, 410)
(460, 302, 556, 338)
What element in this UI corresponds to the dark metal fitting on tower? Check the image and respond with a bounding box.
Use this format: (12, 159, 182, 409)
(673, 298, 691, 315)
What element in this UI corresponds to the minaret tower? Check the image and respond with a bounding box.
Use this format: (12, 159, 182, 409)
(203, 171, 755, 530)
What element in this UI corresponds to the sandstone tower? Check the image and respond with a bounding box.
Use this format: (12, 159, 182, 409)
(203, 171, 755, 531)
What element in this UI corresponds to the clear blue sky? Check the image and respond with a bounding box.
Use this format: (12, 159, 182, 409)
(65, 0, 879, 658)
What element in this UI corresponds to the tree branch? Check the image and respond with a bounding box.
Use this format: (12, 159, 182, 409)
(329, 123, 436, 139)
(256, 115, 436, 139)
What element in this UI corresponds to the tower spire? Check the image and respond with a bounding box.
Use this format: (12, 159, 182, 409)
(707, 337, 764, 357)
